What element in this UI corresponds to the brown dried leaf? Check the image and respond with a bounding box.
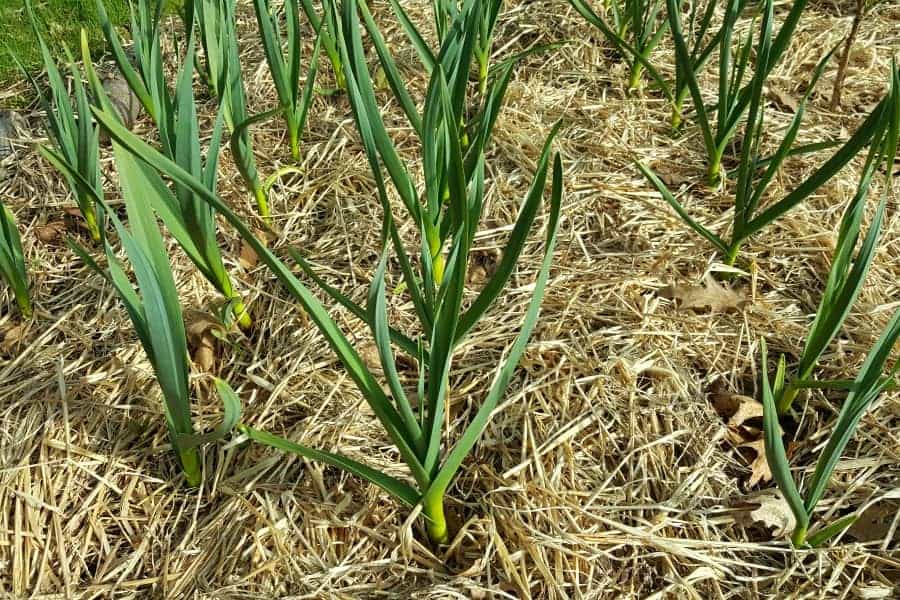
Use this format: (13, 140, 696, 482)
(741, 489, 796, 537)
(193, 341, 215, 372)
(659, 275, 747, 313)
(239, 228, 274, 270)
(239, 240, 258, 270)
(848, 501, 900, 543)
(658, 170, 692, 188)
(768, 86, 799, 112)
(711, 393, 764, 443)
(0, 323, 28, 353)
(740, 437, 772, 487)
(35, 221, 67, 243)
(185, 311, 225, 372)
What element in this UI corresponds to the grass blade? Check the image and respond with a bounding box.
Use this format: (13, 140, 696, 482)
(635, 161, 729, 255)
(805, 514, 858, 547)
(239, 425, 421, 506)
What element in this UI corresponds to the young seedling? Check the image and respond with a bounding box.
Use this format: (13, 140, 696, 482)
(667, 0, 811, 182)
(776, 104, 898, 413)
(22, 0, 103, 243)
(78, 14, 252, 329)
(760, 310, 900, 547)
(0, 199, 30, 317)
(92, 0, 564, 545)
(567, 0, 669, 93)
(638, 7, 898, 267)
(252, 0, 322, 161)
(72, 137, 241, 486)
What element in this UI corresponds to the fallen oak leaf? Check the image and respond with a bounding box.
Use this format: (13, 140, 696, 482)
(739, 437, 772, 487)
(710, 392, 764, 443)
(847, 501, 900, 543)
(239, 240, 258, 270)
(659, 274, 748, 313)
(735, 489, 797, 538)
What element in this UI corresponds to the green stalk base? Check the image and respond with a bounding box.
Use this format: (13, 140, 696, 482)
(777, 385, 800, 416)
(253, 186, 270, 221)
(232, 299, 252, 331)
(670, 107, 682, 131)
(16, 294, 32, 318)
(723, 244, 740, 268)
(707, 159, 723, 187)
(84, 209, 102, 244)
(627, 63, 644, 94)
(289, 130, 301, 163)
(332, 59, 347, 92)
(179, 447, 202, 487)
(791, 523, 808, 548)
(423, 496, 449, 545)
(478, 57, 488, 97)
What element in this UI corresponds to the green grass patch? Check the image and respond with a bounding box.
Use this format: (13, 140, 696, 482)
(1, 0, 130, 86)
(2, 0, 130, 76)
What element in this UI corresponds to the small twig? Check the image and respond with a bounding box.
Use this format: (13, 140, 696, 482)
(830, 0, 867, 111)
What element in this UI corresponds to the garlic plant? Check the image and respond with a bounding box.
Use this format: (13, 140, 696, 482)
(252, 0, 322, 161)
(298, 0, 345, 89)
(23, 0, 103, 243)
(760, 70, 899, 546)
(567, 0, 669, 93)
(667, 0, 810, 182)
(90, 3, 253, 328)
(69, 132, 241, 486)
(92, 0, 563, 545)
(638, 1, 897, 266)
(776, 99, 899, 413)
(166, 0, 269, 217)
(0, 199, 30, 317)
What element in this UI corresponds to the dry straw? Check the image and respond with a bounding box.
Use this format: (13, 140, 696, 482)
(6, 0, 900, 594)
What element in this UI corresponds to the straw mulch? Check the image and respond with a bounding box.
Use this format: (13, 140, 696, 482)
(1, 1, 899, 597)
